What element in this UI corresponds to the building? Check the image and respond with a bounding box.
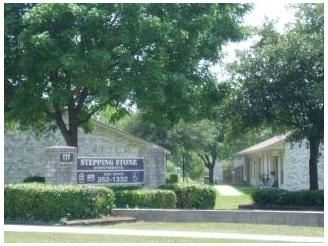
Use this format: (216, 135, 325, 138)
(4, 120, 169, 188)
(234, 133, 324, 191)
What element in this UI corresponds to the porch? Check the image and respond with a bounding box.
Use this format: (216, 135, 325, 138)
(235, 134, 288, 188)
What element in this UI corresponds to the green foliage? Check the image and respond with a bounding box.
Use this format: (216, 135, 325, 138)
(165, 160, 176, 173)
(165, 173, 179, 184)
(5, 3, 252, 147)
(251, 188, 324, 207)
(160, 183, 216, 209)
(114, 189, 176, 209)
(226, 3, 323, 190)
(227, 3, 323, 141)
(4, 184, 115, 221)
(23, 176, 45, 183)
(109, 185, 142, 192)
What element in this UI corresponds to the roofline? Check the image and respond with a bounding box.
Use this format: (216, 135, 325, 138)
(236, 139, 285, 155)
(93, 120, 171, 154)
(236, 132, 291, 156)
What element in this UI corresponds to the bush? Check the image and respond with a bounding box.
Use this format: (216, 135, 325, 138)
(160, 183, 216, 209)
(4, 183, 115, 221)
(114, 189, 176, 208)
(23, 176, 45, 183)
(251, 188, 324, 207)
(109, 185, 142, 192)
(165, 173, 179, 184)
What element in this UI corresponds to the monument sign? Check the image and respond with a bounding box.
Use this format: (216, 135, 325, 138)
(77, 157, 144, 185)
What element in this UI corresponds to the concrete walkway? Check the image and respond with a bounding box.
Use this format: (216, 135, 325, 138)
(214, 184, 243, 196)
(4, 224, 324, 243)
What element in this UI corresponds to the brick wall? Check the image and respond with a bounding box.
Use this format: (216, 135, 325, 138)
(4, 122, 167, 188)
(283, 140, 324, 191)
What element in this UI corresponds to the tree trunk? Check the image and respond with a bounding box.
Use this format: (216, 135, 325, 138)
(208, 164, 214, 184)
(54, 104, 79, 148)
(197, 153, 217, 185)
(308, 137, 320, 190)
(65, 127, 78, 148)
(57, 121, 78, 148)
(182, 153, 186, 183)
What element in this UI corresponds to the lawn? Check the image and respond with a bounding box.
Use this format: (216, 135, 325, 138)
(4, 232, 265, 243)
(4, 184, 323, 243)
(214, 184, 256, 210)
(5, 222, 323, 243)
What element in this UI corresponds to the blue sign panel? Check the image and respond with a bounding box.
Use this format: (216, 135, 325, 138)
(77, 171, 144, 184)
(77, 157, 144, 185)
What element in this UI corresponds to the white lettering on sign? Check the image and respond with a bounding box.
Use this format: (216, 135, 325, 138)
(62, 154, 71, 161)
(60, 153, 74, 165)
(80, 159, 114, 166)
(115, 159, 138, 166)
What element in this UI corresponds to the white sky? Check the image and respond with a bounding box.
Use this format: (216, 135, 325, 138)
(211, 2, 297, 80)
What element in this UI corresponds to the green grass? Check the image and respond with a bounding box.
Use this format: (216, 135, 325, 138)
(100, 222, 324, 237)
(4, 232, 267, 243)
(5, 222, 323, 243)
(5, 184, 323, 243)
(214, 184, 256, 210)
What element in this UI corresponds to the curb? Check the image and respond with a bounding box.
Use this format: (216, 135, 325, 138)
(62, 216, 137, 226)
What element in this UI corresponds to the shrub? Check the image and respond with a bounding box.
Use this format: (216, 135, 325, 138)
(109, 185, 142, 192)
(4, 183, 115, 221)
(251, 188, 324, 207)
(23, 176, 45, 183)
(165, 173, 179, 184)
(160, 183, 216, 209)
(114, 189, 176, 208)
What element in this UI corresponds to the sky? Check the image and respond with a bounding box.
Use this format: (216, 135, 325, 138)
(211, 2, 298, 79)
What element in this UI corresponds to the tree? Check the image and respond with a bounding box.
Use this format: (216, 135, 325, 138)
(5, 3, 252, 147)
(226, 3, 323, 190)
(167, 120, 225, 184)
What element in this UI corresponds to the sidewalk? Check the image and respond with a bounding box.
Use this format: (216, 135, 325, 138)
(4, 224, 324, 243)
(214, 184, 243, 196)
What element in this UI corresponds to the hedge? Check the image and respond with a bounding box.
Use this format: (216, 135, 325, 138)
(251, 188, 324, 207)
(114, 189, 176, 208)
(165, 173, 179, 184)
(4, 183, 115, 221)
(160, 183, 216, 209)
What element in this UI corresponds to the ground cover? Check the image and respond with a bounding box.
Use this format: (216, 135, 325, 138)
(5, 222, 323, 243)
(214, 184, 256, 210)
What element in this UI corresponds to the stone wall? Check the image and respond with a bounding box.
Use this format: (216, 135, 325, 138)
(115, 208, 324, 227)
(45, 146, 77, 184)
(4, 122, 167, 188)
(4, 130, 65, 184)
(283, 140, 324, 191)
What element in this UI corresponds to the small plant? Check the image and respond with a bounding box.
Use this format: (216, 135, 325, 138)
(23, 176, 45, 183)
(165, 173, 179, 184)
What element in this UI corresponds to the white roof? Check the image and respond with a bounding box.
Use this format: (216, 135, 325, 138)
(236, 133, 290, 155)
(93, 120, 171, 154)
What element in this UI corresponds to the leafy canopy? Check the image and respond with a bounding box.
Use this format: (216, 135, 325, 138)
(227, 3, 323, 144)
(5, 3, 252, 147)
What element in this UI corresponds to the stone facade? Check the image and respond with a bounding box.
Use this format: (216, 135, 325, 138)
(4, 121, 168, 188)
(284, 140, 324, 191)
(235, 135, 324, 191)
(45, 146, 77, 184)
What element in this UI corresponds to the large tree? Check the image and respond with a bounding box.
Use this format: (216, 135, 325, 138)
(5, 3, 251, 147)
(226, 4, 323, 190)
